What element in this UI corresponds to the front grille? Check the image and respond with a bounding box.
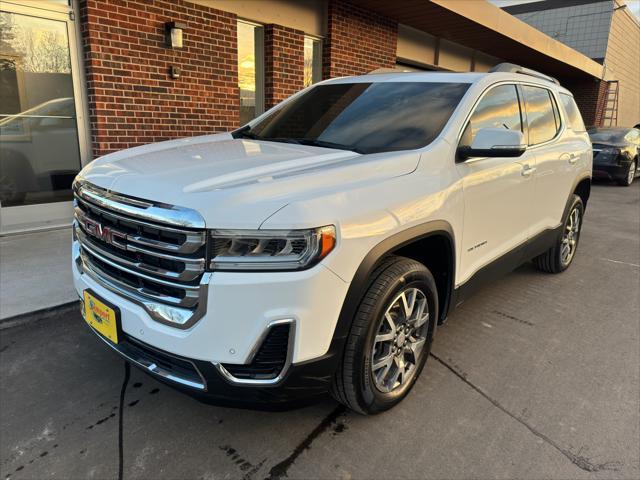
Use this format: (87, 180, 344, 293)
(222, 323, 291, 380)
(74, 182, 208, 326)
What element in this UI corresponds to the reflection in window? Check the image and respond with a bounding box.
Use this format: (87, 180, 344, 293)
(237, 21, 264, 125)
(0, 11, 81, 207)
(460, 84, 522, 148)
(251, 82, 470, 153)
(522, 86, 559, 145)
(304, 36, 322, 87)
(559, 93, 586, 132)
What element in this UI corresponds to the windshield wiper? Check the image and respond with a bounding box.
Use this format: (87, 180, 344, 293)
(233, 128, 365, 154)
(291, 138, 366, 154)
(232, 125, 262, 140)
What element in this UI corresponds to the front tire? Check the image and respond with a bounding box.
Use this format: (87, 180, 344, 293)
(331, 256, 438, 415)
(617, 159, 637, 186)
(533, 195, 584, 273)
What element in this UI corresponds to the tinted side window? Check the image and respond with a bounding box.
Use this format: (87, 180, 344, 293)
(522, 85, 559, 145)
(559, 93, 586, 132)
(459, 84, 522, 148)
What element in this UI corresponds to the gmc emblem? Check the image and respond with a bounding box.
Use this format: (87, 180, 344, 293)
(84, 218, 127, 249)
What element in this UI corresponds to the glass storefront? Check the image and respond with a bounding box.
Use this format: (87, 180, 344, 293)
(0, 2, 87, 233)
(0, 10, 81, 207)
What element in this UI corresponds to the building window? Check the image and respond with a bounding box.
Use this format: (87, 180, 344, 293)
(304, 36, 322, 87)
(237, 20, 264, 125)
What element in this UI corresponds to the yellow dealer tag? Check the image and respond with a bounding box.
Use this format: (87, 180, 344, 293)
(83, 290, 119, 344)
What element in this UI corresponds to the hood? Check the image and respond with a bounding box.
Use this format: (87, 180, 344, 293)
(78, 133, 420, 228)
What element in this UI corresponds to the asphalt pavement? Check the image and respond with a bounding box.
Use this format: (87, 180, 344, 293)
(1, 182, 639, 480)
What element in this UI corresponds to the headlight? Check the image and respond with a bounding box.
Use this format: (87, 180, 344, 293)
(208, 226, 336, 271)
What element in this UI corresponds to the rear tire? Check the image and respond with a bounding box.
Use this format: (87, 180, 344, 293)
(533, 195, 584, 273)
(331, 255, 438, 415)
(617, 159, 636, 186)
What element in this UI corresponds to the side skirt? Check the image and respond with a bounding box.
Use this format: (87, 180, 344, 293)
(450, 225, 562, 309)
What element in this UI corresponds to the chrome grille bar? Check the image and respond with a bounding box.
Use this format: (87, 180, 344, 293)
(75, 181, 206, 229)
(73, 180, 209, 329)
(74, 200, 205, 254)
(75, 226, 204, 282)
(80, 248, 195, 307)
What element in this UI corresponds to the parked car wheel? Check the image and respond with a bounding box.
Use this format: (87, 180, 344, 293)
(331, 255, 438, 415)
(534, 195, 584, 273)
(617, 159, 637, 186)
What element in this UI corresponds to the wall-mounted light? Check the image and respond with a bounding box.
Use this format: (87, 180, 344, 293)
(169, 66, 181, 79)
(165, 21, 186, 49)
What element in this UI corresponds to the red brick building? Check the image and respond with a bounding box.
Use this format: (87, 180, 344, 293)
(0, 0, 612, 233)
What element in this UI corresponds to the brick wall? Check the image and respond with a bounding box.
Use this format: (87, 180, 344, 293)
(569, 79, 608, 127)
(80, 0, 239, 157)
(264, 24, 304, 109)
(323, 0, 398, 78)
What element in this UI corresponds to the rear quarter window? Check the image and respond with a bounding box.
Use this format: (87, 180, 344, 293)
(559, 93, 586, 132)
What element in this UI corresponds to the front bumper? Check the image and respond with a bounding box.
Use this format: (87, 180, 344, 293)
(73, 239, 350, 405)
(83, 315, 340, 409)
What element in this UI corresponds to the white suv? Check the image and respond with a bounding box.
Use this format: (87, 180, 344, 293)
(72, 64, 591, 414)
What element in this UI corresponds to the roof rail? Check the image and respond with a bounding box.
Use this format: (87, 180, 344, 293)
(489, 62, 560, 85)
(368, 67, 412, 74)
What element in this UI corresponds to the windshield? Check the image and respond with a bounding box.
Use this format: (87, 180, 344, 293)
(588, 129, 627, 143)
(237, 82, 470, 154)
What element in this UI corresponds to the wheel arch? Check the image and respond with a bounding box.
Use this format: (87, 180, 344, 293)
(327, 220, 456, 365)
(573, 175, 591, 210)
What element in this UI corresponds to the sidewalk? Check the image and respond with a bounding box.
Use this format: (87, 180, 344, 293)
(0, 227, 77, 321)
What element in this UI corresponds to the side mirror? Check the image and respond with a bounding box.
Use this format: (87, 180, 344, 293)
(458, 128, 526, 160)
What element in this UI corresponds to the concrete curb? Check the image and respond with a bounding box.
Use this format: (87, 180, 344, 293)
(0, 301, 80, 330)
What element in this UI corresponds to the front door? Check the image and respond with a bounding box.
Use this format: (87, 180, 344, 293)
(0, 2, 89, 234)
(455, 83, 536, 285)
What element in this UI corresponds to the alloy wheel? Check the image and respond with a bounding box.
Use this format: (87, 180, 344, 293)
(628, 161, 636, 185)
(560, 206, 581, 267)
(371, 287, 429, 393)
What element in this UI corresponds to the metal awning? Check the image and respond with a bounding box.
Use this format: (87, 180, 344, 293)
(352, 0, 605, 81)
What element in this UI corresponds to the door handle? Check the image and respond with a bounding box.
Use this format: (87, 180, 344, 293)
(561, 152, 579, 164)
(521, 165, 536, 177)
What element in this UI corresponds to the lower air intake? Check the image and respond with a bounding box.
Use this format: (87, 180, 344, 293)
(222, 323, 291, 381)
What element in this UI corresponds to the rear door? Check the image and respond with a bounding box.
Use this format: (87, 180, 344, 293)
(455, 83, 537, 284)
(523, 87, 587, 236)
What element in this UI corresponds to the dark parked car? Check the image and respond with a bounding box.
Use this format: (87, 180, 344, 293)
(588, 127, 640, 186)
